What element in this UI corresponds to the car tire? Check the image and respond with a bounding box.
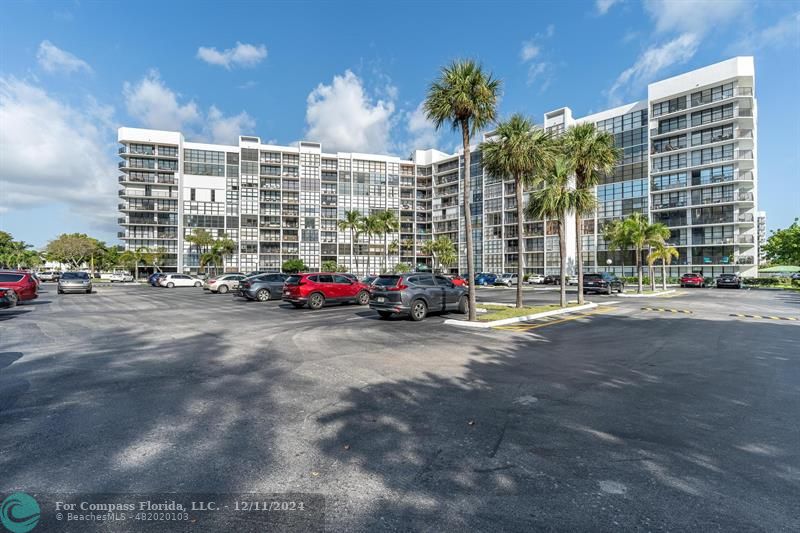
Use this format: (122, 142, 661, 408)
(167, 282, 174, 288)
(57, 289, 63, 294)
(256, 289, 270, 302)
(457, 296, 468, 314)
(606, 285, 613, 295)
(86, 288, 92, 294)
(7, 291, 18, 305)
(410, 299, 427, 321)
(194, 281, 202, 287)
(378, 311, 393, 319)
(218, 285, 229, 294)
(356, 290, 369, 305)
(619, 285, 625, 294)
(308, 292, 325, 310)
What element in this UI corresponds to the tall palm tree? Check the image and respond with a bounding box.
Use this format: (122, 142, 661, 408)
(376, 210, 400, 272)
(338, 210, 362, 273)
(185, 229, 214, 273)
(481, 114, 553, 308)
(359, 214, 381, 275)
(421, 236, 456, 273)
(562, 123, 620, 304)
(622, 213, 671, 293)
(527, 156, 595, 307)
(425, 59, 501, 321)
(120, 246, 148, 280)
(602, 218, 632, 277)
(648, 242, 680, 291)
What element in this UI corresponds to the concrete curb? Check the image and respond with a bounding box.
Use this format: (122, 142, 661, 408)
(618, 290, 676, 298)
(445, 302, 598, 329)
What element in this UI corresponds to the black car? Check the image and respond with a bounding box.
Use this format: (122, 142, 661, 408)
(0, 287, 17, 309)
(583, 272, 624, 295)
(715, 273, 742, 289)
(369, 273, 468, 321)
(236, 273, 289, 301)
(543, 275, 560, 285)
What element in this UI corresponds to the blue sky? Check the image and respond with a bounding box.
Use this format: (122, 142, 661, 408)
(0, 0, 798, 248)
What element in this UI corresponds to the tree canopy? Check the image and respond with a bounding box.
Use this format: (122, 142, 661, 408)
(763, 218, 800, 266)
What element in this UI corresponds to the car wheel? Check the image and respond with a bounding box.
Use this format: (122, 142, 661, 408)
(619, 285, 625, 294)
(378, 311, 393, 319)
(57, 289, 63, 294)
(606, 285, 613, 295)
(194, 281, 202, 287)
(308, 292, 325, 310)
(410, 299, 427, 321)
(291, 302, 305, 309)
(457, 296, 468, 314)
(7, 291, 18, 305)
(356, 290, 369, 305)
(167, 282, 174, 288)
(256, 289, 270, 302)
(86, 288, 92, 294)
(218, 285, 229, 294)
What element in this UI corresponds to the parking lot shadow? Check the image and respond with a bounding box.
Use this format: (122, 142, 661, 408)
(314, 314, 800, 531)
(0, 309, 32, 321)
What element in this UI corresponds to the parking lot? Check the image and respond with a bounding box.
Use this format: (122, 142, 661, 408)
(1, 283, 798, 530)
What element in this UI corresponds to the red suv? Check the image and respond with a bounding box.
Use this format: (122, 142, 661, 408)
(0, 271, 39, 301)
(680, 273, 706, 288)
(282, 273, 371, 310)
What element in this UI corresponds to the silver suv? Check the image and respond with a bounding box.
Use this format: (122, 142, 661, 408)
(369, 273, 468, 321)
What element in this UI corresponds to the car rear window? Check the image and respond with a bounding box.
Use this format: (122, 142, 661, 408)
(584, 274, 603, 280)
(285, 275, 301, 284)
(374, 275, 401, 287)
(0, 273, 24, 282)
(61, 272, 88, 280)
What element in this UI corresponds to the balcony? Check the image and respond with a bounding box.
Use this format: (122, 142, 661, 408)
(738, 214, 754, 223)
(652, 201, 687, 210)
(695, 196, 734, 206)
(737, 235, 755, 244)
(736, 256, 754, 264)
(738, 192, 754, 202)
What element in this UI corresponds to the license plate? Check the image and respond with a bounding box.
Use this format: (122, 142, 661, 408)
(377, 297, 385, 302)
(284, 291, 289, 295)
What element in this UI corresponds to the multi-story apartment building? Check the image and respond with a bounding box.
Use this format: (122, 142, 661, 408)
(117, 56, 759, 278)
(757, 210, 767, 264)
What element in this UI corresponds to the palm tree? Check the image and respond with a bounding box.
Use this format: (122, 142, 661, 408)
(376, 210, 400, 272)
(562, 123, 620, 304)
(199, 236, 237, 276)
(622, 213, 671, 293)
(527, 156, 595, 308)
(421, 236, 456, 273)
(185, 229, 214, 273)
(119, 246, 148, 280)
(602, 219, 632, 277)
(648, 242, 680, 291)
(359, 214, 381, 275)
(481, 114, 553, 308)
(425, 59, 501, 321)
(338, 210, 362, 273)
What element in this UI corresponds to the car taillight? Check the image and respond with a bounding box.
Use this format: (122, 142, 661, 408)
(387, 277, 408, 291)
(208, 279, 216, 284)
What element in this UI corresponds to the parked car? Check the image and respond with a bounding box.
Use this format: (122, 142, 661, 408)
(0, 271, 39, 301)
(37, 271, 60, 282)
(527, 274, 545, 284)
(369, 273, 468, 321)
(362, 275, 378, 286)
(448, 275, 468, 287)
(0, 288, 17, 309)
(236, 273, 288, 301)
(205, 273, 246, 294)
(790, 273, 800, 281)
(58, 271, 92, 294)
(148, 272, 165, 287)
(108, 272, 134, 282)
(495, 273, 519, 287)
(475, 273, 497, 286)
(30, 272, 41, 287)
(680, 273, 706, 288)
(543, 275, 560, 285)
(282, 273, 371, 309)
(245, 270, 272, 277)
(716, 273, 742, 289)
(583, 272, 624, 295)
(158, 274, 202, 288)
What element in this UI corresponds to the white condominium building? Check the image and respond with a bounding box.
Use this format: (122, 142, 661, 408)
(117, 56, 759, 277)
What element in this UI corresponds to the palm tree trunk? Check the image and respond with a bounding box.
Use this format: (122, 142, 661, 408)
(384, 231, 388, 273)
(649, 246, 656, 292)
(661, 260, 667, 291)
(558, 220, 567, 308)
(350, 228, 355, 274)
(637, 246, 643, 294)
(461, 123, 476, 321)
(515, 176, 524, 309)
(366, 237, 371, 275)
(575, 204, 585, 305)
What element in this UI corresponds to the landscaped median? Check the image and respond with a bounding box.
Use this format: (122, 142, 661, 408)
(445, 302, 597, 328)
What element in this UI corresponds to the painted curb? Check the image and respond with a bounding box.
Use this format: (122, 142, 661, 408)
(445, 302, 598, 329)
(618, 290, 676, 298)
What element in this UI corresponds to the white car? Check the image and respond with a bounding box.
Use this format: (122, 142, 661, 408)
(158, 274, 202, 288)
(495, 273, 519, 287)
(108, 272, 134, 282)
(527, 274, 545, 284)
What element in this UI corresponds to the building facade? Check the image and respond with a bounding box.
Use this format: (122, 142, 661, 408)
(117, 56, 759, 278)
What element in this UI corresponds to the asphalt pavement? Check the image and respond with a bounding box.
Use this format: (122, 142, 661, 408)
(0, 283, 798, 531)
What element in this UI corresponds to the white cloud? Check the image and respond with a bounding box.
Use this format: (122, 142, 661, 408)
(305, 70, 395, 153)
(520, 26, 556, 91)
(206, 106, 256, 145)
(596, 0, 621, 15)
(737, 11, 800, 51)
(123, 70, 200, 131)
(607, 33, 699, 105)
(520, 42, 540, 62)
(643, 0, 749, 35)
(197, 42, 267, 69)
(402, 102, 440, 154)
(0, 77, 117, 231)
(36, 40, 92, 74)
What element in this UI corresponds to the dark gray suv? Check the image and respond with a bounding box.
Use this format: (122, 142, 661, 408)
(236, 273, 288, 301)
(369, 273, 468, 321)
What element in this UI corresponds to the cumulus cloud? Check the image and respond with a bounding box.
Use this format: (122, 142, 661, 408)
(0, 77, 116, 231)
(596, 0, 621, 15)
(608, 33, 699, 105)
(520, 26, 556, 90)
(123, 70, 255, 144)
(401, 101, 440, 154)
(197, 42, 267, 69)
(36, 40, 92, 74)
(644, 0, 749, 35)
(520, 42, 540, 62)
(305, 70, 395, 153)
